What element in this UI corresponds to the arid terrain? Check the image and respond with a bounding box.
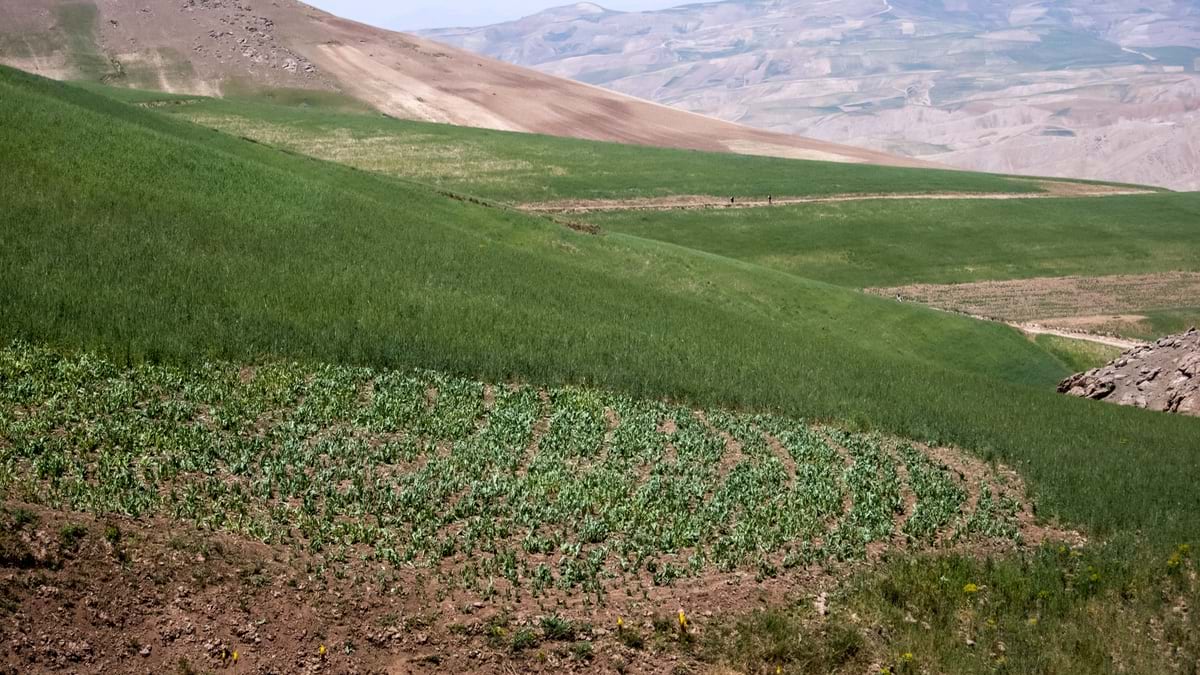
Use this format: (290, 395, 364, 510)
(425, 0, 1200, 190)
(871, 273, 1200, 339)
(0, 0, 925, 166)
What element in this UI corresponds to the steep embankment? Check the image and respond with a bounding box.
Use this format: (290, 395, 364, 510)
(0, 0, 924, 166)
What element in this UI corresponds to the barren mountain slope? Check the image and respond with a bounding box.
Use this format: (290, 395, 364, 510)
(425, 0, 1200, 189)
(0, 0, 922, 166)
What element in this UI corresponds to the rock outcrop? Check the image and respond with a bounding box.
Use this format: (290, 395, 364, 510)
(1059, 328, 1200, 416)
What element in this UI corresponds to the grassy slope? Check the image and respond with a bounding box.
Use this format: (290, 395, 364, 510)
(1, 66, 1198, 547)
(1034, 334, 1123, 373)
(92, 91, 1056, 203)
(588, 196, 1200, 288)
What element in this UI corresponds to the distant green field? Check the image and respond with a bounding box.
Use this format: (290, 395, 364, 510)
(83, 89, 1059, 204)
(2, 65, 1198, 552)
(589, 195, 1200, 288)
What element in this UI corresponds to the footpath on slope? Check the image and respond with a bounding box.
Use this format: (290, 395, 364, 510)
(1011, 323, 1147, 351)
(518, 182, 1154, 214)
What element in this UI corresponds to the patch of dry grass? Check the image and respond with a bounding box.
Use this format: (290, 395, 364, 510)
(872, 273, 1200, 337)
(181, 113, 546, 186)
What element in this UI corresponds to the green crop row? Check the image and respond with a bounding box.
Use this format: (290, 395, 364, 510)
(0, 342, 1024, 599)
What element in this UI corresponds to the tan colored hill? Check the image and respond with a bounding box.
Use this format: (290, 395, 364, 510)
(424, 0, 1200, 190)
(0, 0, 923, 167)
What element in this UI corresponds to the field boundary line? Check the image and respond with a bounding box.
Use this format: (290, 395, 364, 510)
(517, 187, 1156, 214)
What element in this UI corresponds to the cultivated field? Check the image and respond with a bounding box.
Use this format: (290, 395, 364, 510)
(871, 273, 1200, 340)
(0, 342, 1037, 598)
(1, 64, 1198, 673)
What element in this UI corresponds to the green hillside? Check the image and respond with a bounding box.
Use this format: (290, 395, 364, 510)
(2, 65, 1198, 552)
(82, 86, 1058, 203)
(589, 195, 1200, 288)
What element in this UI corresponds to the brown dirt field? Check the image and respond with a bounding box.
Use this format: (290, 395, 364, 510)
(0, 0, 929, 168)
(871, 273, 1200, 335)
(517, 182, 1153, 213)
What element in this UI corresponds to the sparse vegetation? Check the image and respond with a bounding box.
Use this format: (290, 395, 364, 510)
(59, 523, 88, 552)
(703, 541, 1199, 673)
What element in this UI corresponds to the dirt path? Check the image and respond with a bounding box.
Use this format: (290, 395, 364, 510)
(518, 183, 1155, 214)
(1012, 322, 1148, 351)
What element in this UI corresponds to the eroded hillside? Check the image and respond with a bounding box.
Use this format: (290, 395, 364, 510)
(0, 0, 924, 166)
(425, 0, 1200, 190)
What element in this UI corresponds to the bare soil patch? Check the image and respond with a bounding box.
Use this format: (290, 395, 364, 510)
(872, 272, 1200, 337)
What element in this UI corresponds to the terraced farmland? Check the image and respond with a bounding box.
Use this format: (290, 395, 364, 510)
(0, 342, 1036, 603)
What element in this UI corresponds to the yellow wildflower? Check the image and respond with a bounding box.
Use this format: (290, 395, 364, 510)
(232, 651, 239, 663)
(901, 652, 914, 663)
(318, 644, 327, 657)
(678, 609, 689, 630)
(617, 616, 624, 629)
(963, 583, 979, 595)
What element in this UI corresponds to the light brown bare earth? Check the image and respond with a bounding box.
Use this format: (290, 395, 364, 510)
(0, 0, 925, 168)
(517, 182, 1153, 213)
(1013, 323, 1148, 351)
(871, 273, 1200, 340)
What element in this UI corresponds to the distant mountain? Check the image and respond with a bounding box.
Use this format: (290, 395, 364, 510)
(424, 0, 1200, 190)
(0, 0, 921, 168)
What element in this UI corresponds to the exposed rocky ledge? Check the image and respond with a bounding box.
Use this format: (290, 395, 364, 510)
(1059, 328, 1200, 416)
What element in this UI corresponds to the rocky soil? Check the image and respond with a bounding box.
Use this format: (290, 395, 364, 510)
(1059, 328, 1200, 416)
